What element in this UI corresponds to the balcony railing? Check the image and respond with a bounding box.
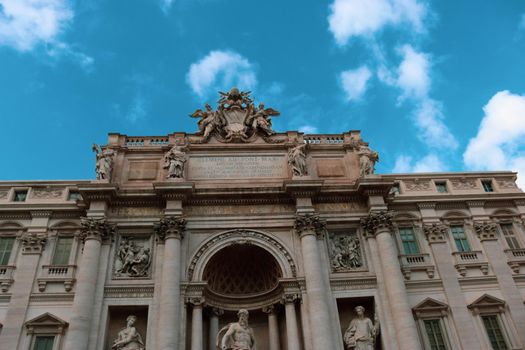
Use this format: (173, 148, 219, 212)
(399, 254, 434, 279)
(304, 135, 344, 144)
(0, 265, 15, 292)
(38, 265, 77, 292)
(125, 137, 169, 147)
(452, 251, 488, 276)
(504, 248, 525, 274)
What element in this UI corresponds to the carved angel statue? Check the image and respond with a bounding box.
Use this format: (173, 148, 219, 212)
(112, 315, 145, 350)
(217, 309, 256, 350)
(190, 103, 223, 140)
(163, 145, 187, 179)
(343, 306, 379, 350)
(358, 143, 379, 177)
(246, 103, 280, 136)
(288, 143, 308, 177)
(92, 144, 114, 181)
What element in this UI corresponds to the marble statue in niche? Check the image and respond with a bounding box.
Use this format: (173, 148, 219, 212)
(343, 306, 379, 350)
(218, 309, 256, 350)
(329, 232, 362, 271)
(163, 145, 187, 179)
(114, 238, 151, 278)
(92, 143, 115, 181)
(288, 143, 308, 176)
(358, 142, 378, 177)
(112, 315, 145, 350)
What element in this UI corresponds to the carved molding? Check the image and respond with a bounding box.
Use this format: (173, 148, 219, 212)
(154, 216, 186, 241)
(104, 285, 154, 298)
(18, 232, 47, 254)
(79, 217, 115, 243)
(423, 223, 448, 244)
(281, 293, 301, 304)
(360, 211, 393, 238)
(294, 213, 326, 239)
(473, 221, 498, 241)
(187, 296, 206, 307)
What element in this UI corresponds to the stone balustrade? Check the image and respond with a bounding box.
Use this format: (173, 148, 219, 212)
(0, 265, 15, 292)
(504, 248, 525, 273)
(37, 265, 77, 292)
(452, 251, 489, 277)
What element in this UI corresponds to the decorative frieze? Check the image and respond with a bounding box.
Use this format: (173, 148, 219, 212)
(450, 178, 478, 190)
(79, 217, 115, 243)
(496, 178, 517, 189)
(404, 179, 431, 191)
(328, 232, 363, 272)
(31, 187, 64, 199)
(473, 221, 498, 241)
(18, 232, 47, 254)
(154, 216, 186, 241)
(114, 237, 152, 278)
(294, 213, 326, 239)
(360, 211, 393, 238)
(0, 190, 9, 199)
(423, 223, 448, 244)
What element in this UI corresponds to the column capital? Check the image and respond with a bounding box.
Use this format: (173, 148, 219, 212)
(360, 210, 393, 238)
(473, 221, 498, 241)
(281, 293, 301, 305)
(262, 305, 277, 314)
(211, 307, 224, 317)
(294, 213, 326, 239)
(423, 223, 448, 244)
(18, 231, 47, 254)
(187, 296, 205, 307)
(79, 217, 115, 243)
(154, 216, 186, 241)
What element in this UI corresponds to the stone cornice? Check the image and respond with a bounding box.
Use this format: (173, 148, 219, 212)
(153, 181, 194, 201)
(77, 183, 118, 205)
(473, 221, 498, 241)
(294, 213, 326, 239)
(422, 223, 448, 244)
(284, 180, 324, 198)
(154, 216, 186, 241)
(360, 211, 393, 238)
(79, 217, 116, 243)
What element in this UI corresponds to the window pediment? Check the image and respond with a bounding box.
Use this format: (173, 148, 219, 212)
(468, 294, 506, 315)
(413, 297, 449, 318)
(25, 313, 68, 335)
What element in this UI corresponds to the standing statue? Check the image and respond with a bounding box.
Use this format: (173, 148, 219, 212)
(112, 315, 145, 350)
(358, 143, 379, 177)
(190, 103, 223, 141)
(92, 144, 114, 181)
(288, 143, 308, 177)
(218, 309, 256, 350)
(163, 145, 187, 179)
(343, 306, 379, 350)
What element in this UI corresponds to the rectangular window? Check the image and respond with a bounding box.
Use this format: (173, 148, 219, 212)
(482, 180, 494, 192)
(13, 190, 28, 202)
(399, 227, 419, 254)
(424, 319, 448, 350)
(482, 315, 508, 350)
(0, 237, 15, 265)
(67, 191, 81, 201)
(435, 182, 448, 193)
(33, 336, 55, 350)
(451, 226, 471, 252)
(500, 224, 520, 249)
(52, 237, 73, 265)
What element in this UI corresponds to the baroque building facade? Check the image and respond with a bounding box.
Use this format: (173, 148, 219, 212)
(1, 89, 525, 350)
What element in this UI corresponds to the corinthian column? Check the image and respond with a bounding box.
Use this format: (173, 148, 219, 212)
(282, 294, 301, 350)
(155, 216, 186, 350)
(63, 217, 115, 350)
(209, 308, 223, 350)
(295, 213, 336, 349)
(189, 297, 205, 350)
(262, 305, 280, 350)
(361, 211, 421, 349)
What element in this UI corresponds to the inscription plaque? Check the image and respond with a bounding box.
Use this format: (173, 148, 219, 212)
(188, 155, 286, 179)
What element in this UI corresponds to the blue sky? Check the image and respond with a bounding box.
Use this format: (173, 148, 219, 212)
(1, 0, 525, 185)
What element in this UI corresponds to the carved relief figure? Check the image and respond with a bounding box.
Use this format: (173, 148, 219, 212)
(218, 309, 256, 350)
(329, 233, 362, 271)
(163, 145, 187, 179)
(288, 143, 308, 176)
(112, 315, 145, 350)
(114, 238, 151, 278)
(358, 143, 378, 177)
(92, 143, 114, 181)
(343, 306, 379, 350)
(189, 88, 279, 143)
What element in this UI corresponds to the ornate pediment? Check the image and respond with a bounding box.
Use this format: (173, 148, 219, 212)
(189, 87, 280, 143)
(25, 312, 68, 334)
(468, 294, 506, 315)
(413, 297, 449, 317)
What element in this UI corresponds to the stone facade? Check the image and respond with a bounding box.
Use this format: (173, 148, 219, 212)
(1, 90, 525, 350)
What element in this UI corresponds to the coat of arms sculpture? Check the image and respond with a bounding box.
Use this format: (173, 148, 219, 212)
(190, 87, 280, 142)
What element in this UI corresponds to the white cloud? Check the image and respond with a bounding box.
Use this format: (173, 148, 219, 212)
(396, 44, 430, 100)
(46, 42, 94, 71)
(328, 0, 426, 46)
(0, 0, 72, 51)
(464, 91, 525, 188)
(520, 13, 525, 30)
(393, 154, 447, 173)
(160, 0, 173, 14)
(339, 66, 372, 101)
(126, 95, 147, 123)
(187, 50, 257, 99)
(299, 125, 318, 134)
